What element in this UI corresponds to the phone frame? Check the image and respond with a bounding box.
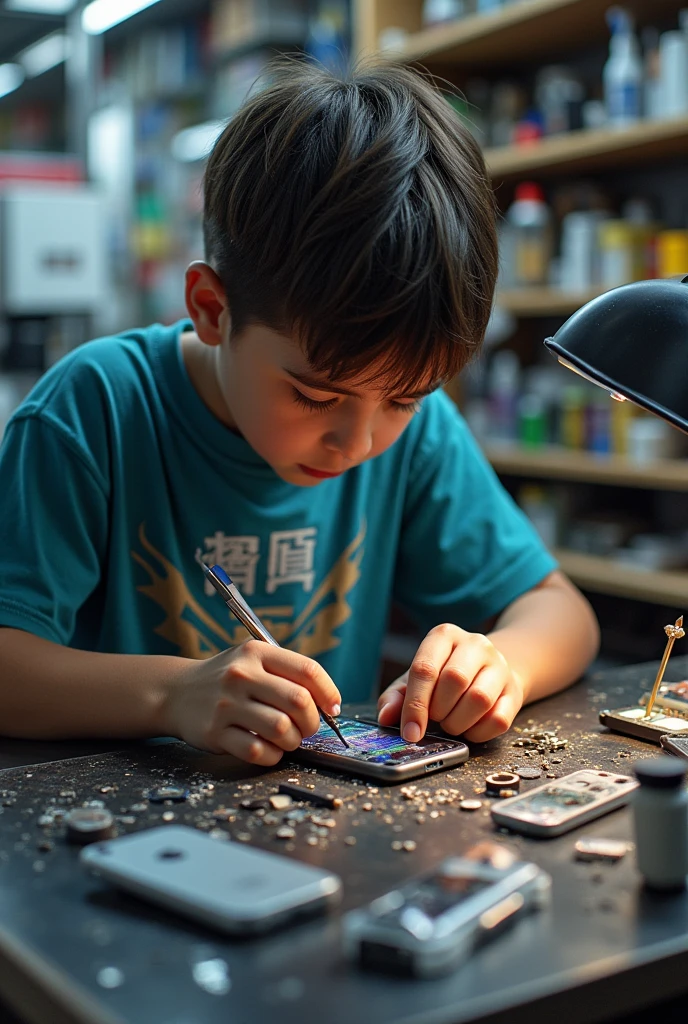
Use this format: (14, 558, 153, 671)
(599, 706, 688, 744)
(343, 855, 551, 978)
(660, 734, 688, 759)
(294, 716, 469, 781)
(490, 769, 638, 837)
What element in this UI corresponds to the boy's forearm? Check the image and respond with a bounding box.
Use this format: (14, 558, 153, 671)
(0, 628, 190, 740)
(486, 571, 600, 705)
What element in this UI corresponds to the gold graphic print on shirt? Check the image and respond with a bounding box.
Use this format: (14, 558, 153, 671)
(131, 521, 365, 660)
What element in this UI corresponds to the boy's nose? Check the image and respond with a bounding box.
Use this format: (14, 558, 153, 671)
(323, 421, 373, 463)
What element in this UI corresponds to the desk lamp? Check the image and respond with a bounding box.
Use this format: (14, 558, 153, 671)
(544, 276, 688, 433)
(545, 275, 688, 744)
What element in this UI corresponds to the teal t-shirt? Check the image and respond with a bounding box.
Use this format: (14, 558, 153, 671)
(0, 322, 556, 701)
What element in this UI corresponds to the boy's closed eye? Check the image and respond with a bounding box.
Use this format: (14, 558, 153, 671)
(290, 386, 422, 415)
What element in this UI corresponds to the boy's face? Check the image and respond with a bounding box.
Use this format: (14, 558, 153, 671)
(184, 261, 438, 486)
(213, 323, 434, 487)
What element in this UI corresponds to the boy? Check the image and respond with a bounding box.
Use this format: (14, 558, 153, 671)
(0, 60, 598, 765)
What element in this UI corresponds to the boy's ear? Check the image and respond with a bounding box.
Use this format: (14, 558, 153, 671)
(184, 261, 230, 346)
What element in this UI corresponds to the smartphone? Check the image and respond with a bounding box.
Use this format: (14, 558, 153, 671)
(295, 717, 469, 781)
(490, 769, 638, 837)
(343, 842, 551, 978)
(599, 705, 688, 744)
(660, 734, 688, 759)
(80, 825, 342, 935)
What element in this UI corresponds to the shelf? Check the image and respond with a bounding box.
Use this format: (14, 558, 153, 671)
(485, 445, 688, 490)
(554, 548, 688, 605)
(485, 117, 688, 180)
(496, 287, 607, 316)
(375, 0, 686, 69)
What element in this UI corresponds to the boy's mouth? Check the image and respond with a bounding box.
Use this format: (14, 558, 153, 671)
(298, 464, 344, 479)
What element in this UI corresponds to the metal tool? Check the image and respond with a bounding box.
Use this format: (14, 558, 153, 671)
(196, 553, 349, 747)
(644, 615, 685, 718)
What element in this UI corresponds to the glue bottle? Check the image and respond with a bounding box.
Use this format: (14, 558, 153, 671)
(632, 756, 688, 891)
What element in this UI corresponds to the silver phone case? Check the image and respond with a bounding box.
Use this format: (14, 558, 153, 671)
(491, 769, 638, 837)
(343, 856, 551, 978)
(80, 825, 342, 935)
(295, 717, 469, 780)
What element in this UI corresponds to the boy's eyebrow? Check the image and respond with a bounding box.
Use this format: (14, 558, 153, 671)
(286, 368, 437, 400)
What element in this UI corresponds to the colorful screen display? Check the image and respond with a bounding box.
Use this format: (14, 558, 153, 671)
(300, 718, 458, 764)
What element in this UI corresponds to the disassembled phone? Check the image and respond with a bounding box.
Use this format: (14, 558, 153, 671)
(642, 680, 688, 714)
(80, 825, 342, 935)
(343, 841, 551, 978)
(491, 769, 638, 837)
(295, 717, 469, 781)
(599, 706, 688, 744)
(660, 733, 688, 759)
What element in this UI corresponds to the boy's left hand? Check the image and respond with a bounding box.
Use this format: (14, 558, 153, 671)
(377, 623, 524, 744)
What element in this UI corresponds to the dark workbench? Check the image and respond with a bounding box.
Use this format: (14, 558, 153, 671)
(2, 657, 688, 1024)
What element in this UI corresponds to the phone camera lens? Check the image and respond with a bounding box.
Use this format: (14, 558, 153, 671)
(158, 848, 185, 860)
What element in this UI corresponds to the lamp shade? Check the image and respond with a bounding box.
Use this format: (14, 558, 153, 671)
(544, 277, 688, 433)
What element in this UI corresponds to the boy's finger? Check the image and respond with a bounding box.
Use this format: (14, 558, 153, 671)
(428, 645, 486, 723)
(218, 726, 284, 766)
(229, 700, 304, 752)
(462, 690, 520, 744)
(439, 667, 504, 736)
(377, 677, 407, 726)
(257, 644, 341, 717)
(246, 676, 321, 739)
(401, 631, 455, 743)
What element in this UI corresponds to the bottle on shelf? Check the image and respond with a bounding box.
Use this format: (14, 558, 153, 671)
(487, 349, 520, 445)
(603, 7, 642, 127)
(505, 182, 553, 287)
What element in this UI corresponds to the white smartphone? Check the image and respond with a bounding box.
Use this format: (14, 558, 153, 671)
(80, 825, 342, 935)
(490, 769, 639, 837)
(296, 717, 469, 781)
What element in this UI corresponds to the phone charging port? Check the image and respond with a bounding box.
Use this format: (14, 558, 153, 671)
(425, 760, 444, 771)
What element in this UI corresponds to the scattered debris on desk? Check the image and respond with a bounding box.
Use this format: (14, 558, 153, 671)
(65, 808, 115, 845)
(148, 786, 189, 803)
(574, 838, 634, 862)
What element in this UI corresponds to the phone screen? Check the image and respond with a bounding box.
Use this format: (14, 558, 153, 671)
(300, 718, 460, 765)
(380, 871, 493, 925)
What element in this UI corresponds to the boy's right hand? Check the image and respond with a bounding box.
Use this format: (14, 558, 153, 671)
(161, 640, 341, 766)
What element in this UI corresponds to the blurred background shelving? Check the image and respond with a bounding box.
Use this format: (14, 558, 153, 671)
(2, 0, 688, 673)
(360, 0, 688, 673)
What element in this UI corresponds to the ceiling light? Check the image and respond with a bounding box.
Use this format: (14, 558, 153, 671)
(5, 0, 76, 12)
(19, 32, 70, 78)
(0, 64, 25, 101)
(81, 0, 163, 34)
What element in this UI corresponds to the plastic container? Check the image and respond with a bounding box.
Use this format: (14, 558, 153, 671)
(598, 220, 637, 287)
(627, 415, 678, 461)
(559, 211, 606, 291)
(518, 393, 547, 447)
(506, 182, 553, 287)
(518, 485, 559, 548)
(603, 7, 642, 126)
(658, 30, 688, 118)
(656, 230, 688, 278)
(560, 386, 586, 449)
(632, 756, 688, 891)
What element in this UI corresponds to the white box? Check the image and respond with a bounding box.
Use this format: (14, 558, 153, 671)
(0, 185, 107, 314)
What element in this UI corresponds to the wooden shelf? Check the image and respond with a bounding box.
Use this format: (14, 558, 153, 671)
(496, 287, 608, 316)
(554, 548, 688, 605)
(486, 117, 688, 180)
(358, 0, 685, 68)
(485, 445, 688, 490)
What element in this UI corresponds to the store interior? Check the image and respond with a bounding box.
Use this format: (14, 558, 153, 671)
(1, 0, 688, 675)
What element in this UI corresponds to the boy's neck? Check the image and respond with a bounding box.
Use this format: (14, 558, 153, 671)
(180, 330, 241, 435)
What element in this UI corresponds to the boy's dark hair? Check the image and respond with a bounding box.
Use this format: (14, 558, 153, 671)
(203, 58, 497, 392)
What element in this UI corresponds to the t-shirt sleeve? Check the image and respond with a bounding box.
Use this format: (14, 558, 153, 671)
(393, 391, 558, 633)
(0, 412, 108, 644)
